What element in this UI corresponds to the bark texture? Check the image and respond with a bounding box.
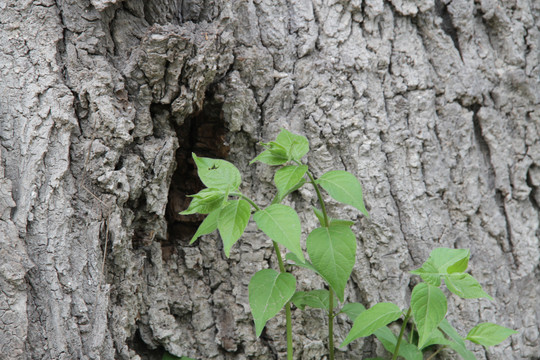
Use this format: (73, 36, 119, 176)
(0, 0, 539, 359)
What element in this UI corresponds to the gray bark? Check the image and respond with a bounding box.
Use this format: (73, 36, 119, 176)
(0, 0, 538, 359)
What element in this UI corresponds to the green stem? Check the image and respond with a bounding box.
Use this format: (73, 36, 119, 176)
(231, 192, 261, 211)
(234, 192, 293, 359)
(305, 170, 330, 227)
(273, 241, 286, 273)
(392, 308, 412, 360)
(426, 345, 446, 360)
(273, 241, 294, 360)
(302, 166, 335, 360)
(328, 288, 335, 360)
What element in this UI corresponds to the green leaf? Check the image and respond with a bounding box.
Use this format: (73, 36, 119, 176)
(291, 290, 338, 311)
(189, 210, 220, 244)
(447, 254, 470, 273)
(372, 326, 398, 352)
(397, 344, 424, 360)
(307, 225, 356, 302)
(312, 207, 327, 227)
(466, 322, 518, 347)
(285, 253, 319, 274)
(330, 219, 355, 226)
(444, 273, 493, 300)
(267, 141, 290, 160)
(372, 326, 422, 360)
(275, 129, 310, 161)
(274, 165, 308, 201)
(340, 303, 422, 360)
(248, 269, 296, 337)
(410, 283, 447, 348)
(420, 328, 453, 349)
(341, 302, 366, 321)
(250, 148, 288, 166)
(427, 248, 470, 273)
(410, 261, 441, 286)
(410, 248, 471, 285)
(316, 170, 369, 217)
(272, 179, 306, 204)
(180, 188, 227, 215)
(341, 302, 402, 347)
(439, 319, 476, 360)
(193, 154, 241, 190)
(253, 204, 304, 261)
(217, 200, 251, 257)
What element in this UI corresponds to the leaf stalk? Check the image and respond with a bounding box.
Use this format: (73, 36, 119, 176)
(231, 192, 261, 211)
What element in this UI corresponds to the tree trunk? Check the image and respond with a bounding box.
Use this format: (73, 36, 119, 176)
(1, 0, 538, 359)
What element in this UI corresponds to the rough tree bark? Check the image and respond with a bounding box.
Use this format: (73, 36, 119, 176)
(0, 0, 538, 359)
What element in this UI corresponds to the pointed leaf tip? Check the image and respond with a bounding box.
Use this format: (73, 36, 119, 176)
(341, 302, 402, 347)
(249, 269, 296, 337)
(444, 273, 493, 300)
(316, 170, 369, 217)
(274, 165, 308, 201)
(466, 323, 518, 347)
(307, 225, 356, 302)
(192, 154, 242, 190)
(411, 283, 447, 349)
(189, 210, 219, 244)
(275, 129, 309, 161)
(253, 204, 304, 261)
(217, 200, 251, 257)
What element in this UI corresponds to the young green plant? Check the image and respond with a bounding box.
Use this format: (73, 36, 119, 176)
(338, 248, 518, 359)
(182, 129, 369, 359)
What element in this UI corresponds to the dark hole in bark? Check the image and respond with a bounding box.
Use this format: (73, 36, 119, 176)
(114, 156, 124, 171)
(130, 194, 161, 250)
(127, 328, 165, 360)
(164, 90, 229, 259)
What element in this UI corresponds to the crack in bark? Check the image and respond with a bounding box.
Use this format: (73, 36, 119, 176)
(379, 122, 408, 247)
(526, 165, 540, 211)
(434, 0, 462, 61)
(470, 104, 518, 267)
